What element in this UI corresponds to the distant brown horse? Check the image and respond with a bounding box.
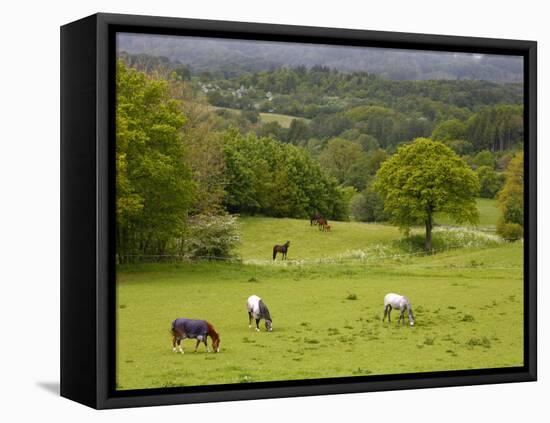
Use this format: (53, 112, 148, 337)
(317, 217, 328, 231)
(310, 212, 323, 226)
(324, 224, 332, 232)
(273, 241, 291, 260)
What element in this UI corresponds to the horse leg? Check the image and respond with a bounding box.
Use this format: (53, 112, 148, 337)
(248, 311, 253, 329)
(383, 305, 388, 322)
(177, 338, 184, 354)
(172, 335, 177, 352)
(387, 307, 392, 323)
(194, 339, 200, 353)
(255, 319, 260, 332)
(399, 309, 405, 325)
(204, 338, 210, 353)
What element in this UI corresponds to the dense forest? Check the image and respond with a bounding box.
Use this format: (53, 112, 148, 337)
(116, 48, 524, 260)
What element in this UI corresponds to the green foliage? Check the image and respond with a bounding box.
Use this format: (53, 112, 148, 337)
(350, 184, 387, 222)
(222, 130, 348, 220)
(344, 106, 401, 147)
(473, 150, 497, 169)
(496, 221, 523, 241)
(318, 138, 368, 189)
(184, 213, 240, 258)
(496, 152, 524, 240)
(256, 121, 287, 141)
(476, 166, 505, 198)
(116, 60, 196, 260)
(375, 138, 479, 251)
(287, 119, 310, 145)
(466, 105, 523, 151)
(240, 109, 260, 124)
(432, 119, 467, 141)
(442, 139, 473, 155)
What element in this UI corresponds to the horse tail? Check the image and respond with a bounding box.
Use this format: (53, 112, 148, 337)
(273, 246, 277, 260)
(259, 300, 272, 323)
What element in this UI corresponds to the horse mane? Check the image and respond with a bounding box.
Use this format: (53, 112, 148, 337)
(205, 321, 219, 341)
(259, 300, 272, 322)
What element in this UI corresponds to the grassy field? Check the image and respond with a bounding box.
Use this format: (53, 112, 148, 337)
(435, 198, 499, 228)
(258, 111, 309, 128)
(210, 106, 308, 128)
(116, 201, 523, 390)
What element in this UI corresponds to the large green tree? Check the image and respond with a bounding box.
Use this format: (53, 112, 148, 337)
(116, 60, 196, 260)
(375, 138, 480, 251)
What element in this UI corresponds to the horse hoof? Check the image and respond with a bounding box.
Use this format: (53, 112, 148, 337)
(255, 328, 260, 332)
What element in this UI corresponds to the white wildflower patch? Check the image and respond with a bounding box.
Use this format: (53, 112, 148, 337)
(432, 226, 504, 249)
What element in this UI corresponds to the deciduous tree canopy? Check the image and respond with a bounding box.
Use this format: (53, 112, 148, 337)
(375, 138, 480, 251)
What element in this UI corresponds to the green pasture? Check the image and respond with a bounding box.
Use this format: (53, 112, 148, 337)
(237, 217, 402, 261)
(435, 198, 499, 229)
(258, 111, 309, 128)
(116, 208, 523, 390)
(211, 106, 308, 128)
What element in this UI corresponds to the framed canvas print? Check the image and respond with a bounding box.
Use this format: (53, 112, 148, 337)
(60, 13, 537, 409)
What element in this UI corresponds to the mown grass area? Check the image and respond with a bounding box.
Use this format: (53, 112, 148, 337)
(116, 214, 523, 390)
(435, 198, 500, 228)
(236, 217, 402, 261)
(258, 111, 309, 128)
(210, 105, 308, 128)
(236, 197, 499, 261)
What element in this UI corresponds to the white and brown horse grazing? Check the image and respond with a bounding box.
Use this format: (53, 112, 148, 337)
(273, 241, 290, 260)
(171, 318, 221, 353)
(383, 293, 415, 326)
(247, 295, 273, 332)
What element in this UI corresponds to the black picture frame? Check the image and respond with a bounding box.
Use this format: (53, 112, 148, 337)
(60, 12, 537, 409)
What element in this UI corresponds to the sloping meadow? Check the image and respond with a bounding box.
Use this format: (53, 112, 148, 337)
(116, 217, 523, 390)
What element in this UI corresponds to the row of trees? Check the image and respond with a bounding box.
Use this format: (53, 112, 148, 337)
(222, 130, 351, 219)
(116, 61, 352, 260)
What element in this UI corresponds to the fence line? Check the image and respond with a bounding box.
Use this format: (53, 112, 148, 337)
(117, 241, 513, 267)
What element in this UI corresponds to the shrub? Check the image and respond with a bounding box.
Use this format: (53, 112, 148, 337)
(184, 213, 240, 258)
(496, 220, 523, 241)
(476, 166, 505, 198)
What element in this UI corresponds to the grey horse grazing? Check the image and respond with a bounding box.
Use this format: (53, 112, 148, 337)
(247, 295, 273, 332)
(383, 293, 415, 326)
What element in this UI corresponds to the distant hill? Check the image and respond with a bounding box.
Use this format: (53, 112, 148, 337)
(117, 33, 524, 83)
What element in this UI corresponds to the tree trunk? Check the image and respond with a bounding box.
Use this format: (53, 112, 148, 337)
(425, 207, 433, 253)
